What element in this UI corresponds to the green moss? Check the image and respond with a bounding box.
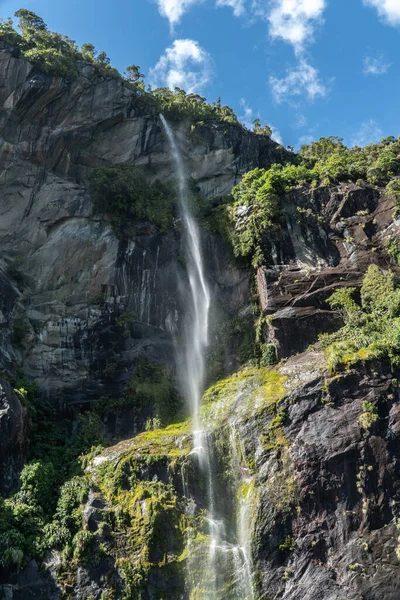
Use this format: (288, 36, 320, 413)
(261, 410, 288, 451)
(266, 450, 298, 514)
(90, 447, 189, 599)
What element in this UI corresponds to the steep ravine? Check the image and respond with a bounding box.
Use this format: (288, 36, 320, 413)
(1, 42, 400, 600)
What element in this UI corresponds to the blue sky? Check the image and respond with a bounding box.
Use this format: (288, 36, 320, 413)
(1, 0, 400, 148)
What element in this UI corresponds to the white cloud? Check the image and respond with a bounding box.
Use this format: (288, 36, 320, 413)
(155, 0, 245, 26)
(155, 0, 203, 29)
(298, 134, 314, 147)
(351, 120, 383, 147)
(239, 98, 283, 144)
(216, 0, 246, 16)
(270, 59, 327, 103)
(296, 113, 307, 127)
(253, 0, 326, 52)
(251, 2, 328, 105)
(239, 98, 254, 129)
(149, 39, 212, 93)
(269, 123, 284, 145)
(363, 0, 400, 27)
(363, 55, 391, 76)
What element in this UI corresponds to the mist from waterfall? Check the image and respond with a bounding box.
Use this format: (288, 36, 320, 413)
(160, 115, 254, 600)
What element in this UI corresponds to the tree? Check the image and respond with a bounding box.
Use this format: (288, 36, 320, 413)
(253, 118, 272, 137)
(15, 9, 47, 42)
(96, 51, 110, 65)
(81, 43, 96, 60)
(125, 64, 144, 82)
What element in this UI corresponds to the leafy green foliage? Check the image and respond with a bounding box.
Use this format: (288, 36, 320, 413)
(122, 358, 181, 425)
(358, 400, 378, 429)
(88, 166, 176, 237)
(0, 11, 243, 127)
(321, 265, 400, 372)
(279, 535, 296, 552)
(115, 310, 135, 338)
(260, 343, 277, 367)
(252, 118, 272, 137)
(225, 135, 400, 266)
(151, 88, 238, 125)
(0, 10, 126, 79)
(0, 372, 99, 570)
(228, 166, 288, 264)
(386, 236, 400, 266)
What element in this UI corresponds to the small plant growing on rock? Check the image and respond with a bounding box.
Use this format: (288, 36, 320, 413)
(145, 417, 162, 431)
(260, 343, 277, 366)
(115, 310, 135, 339)
(358, 400, 378, 429)
(385, 236, 400, 266)
(279, 535, 296, 552)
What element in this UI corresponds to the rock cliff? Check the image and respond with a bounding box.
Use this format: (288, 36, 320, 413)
(1, 42, 400, 600)
(0, 43, 284, 407)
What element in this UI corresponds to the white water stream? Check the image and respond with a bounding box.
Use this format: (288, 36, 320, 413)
(160, 116, 254, 600)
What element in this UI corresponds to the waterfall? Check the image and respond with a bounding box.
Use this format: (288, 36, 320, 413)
(160, 115, 210, 447)
(160, 116, 254, 600)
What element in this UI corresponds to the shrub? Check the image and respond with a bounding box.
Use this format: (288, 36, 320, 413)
(11, 317, 30, 345)
(260, 343, 277, 366)
(385, 236, 400, 266)
(358, 400, 378, 430)
(225, 135, 400, 266)
(88, 166, 176, 237)
(321, 265, 400, 372)
(279, 535, 296, 552)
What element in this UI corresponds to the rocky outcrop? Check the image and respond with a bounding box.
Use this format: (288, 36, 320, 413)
(0, 45, 286, 405)
(1, 39, 400, 600)
(257, 184, 400, 357)
(247, 353, 400, 600)
(8, 351, 398, 600)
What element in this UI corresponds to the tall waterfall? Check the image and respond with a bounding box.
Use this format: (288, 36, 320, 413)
(160, 115, 210, 446)
(160, 116, 254, 600)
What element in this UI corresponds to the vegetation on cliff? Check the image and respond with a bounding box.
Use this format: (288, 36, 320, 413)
(0, 10, 256, 130)
(226, 135, 400, 266)
(321, 264, 400, 372)
(88, 166, 177, 236)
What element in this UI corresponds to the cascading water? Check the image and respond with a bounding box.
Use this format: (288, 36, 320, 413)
(160, 115, 255, 600)
(160, 115, 210, 449)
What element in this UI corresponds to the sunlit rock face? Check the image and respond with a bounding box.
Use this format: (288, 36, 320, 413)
(0, 46, 285, 405)
(2, 42, 400, 600)
(255, 184, 400, 358)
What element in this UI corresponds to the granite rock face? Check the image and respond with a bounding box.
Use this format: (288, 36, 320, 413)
(245, 354, 400, 600)
(0, 46, 285, 405)
(257, 184, 400, 357)
(1, 44, 400, 600)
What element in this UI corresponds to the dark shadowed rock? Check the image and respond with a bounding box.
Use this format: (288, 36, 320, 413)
(0, 380, 26, 496)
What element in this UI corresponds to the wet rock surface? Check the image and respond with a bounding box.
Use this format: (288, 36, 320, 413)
(0, 46, 285, 404)
(243, 355, 400, 600)
(1, 46, 400, 600)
